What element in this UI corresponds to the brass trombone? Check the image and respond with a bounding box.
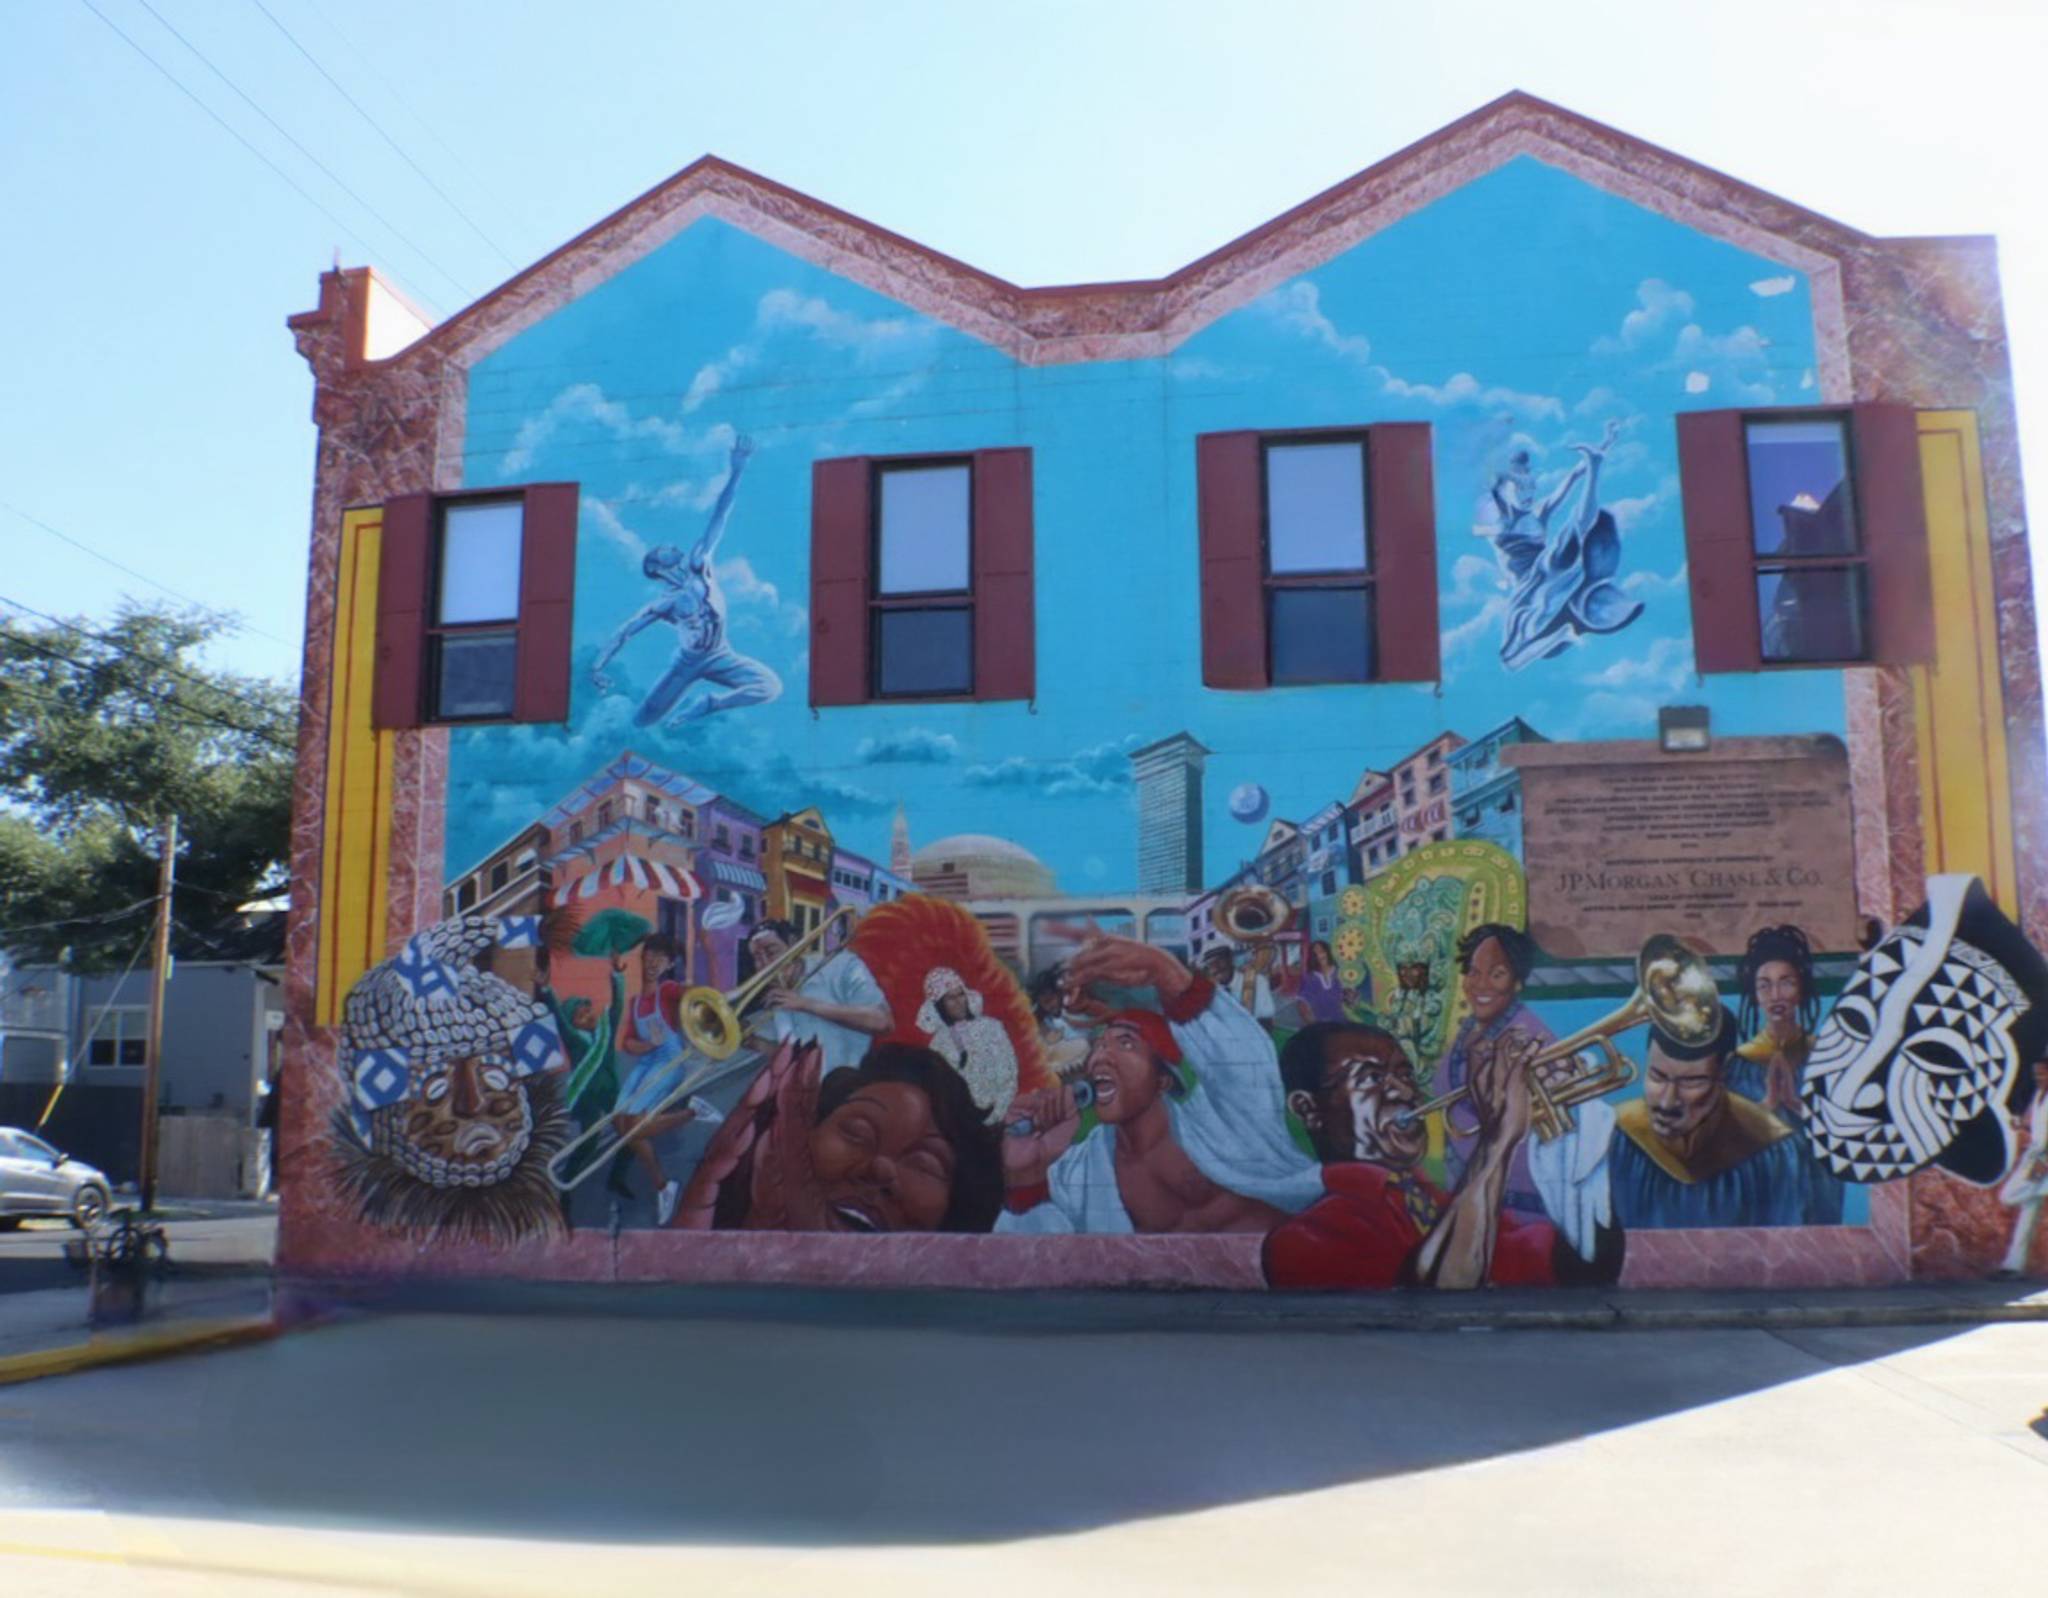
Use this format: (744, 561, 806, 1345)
(547, 905, 860, 1192)
(1401, 933, 1721, 1143)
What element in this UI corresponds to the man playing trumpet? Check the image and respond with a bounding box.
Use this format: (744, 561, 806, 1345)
(1263, 1022, 1623, 1289)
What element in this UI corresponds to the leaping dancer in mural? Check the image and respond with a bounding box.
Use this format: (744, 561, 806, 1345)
(1486, 418, 1645, 670)
(588, 434, 783, 727)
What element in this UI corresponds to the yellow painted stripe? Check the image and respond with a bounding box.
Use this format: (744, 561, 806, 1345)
(1911, 411, 2017, 917)
(0, 1316, 275, 1388)
(314, 508, 396, 1026)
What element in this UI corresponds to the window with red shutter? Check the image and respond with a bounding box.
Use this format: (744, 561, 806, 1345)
(371, 481, 578, 727)
(1196, 423, 1437, 689)
(1678, 405, 1930, 671)
(809, 449, 1036, 706)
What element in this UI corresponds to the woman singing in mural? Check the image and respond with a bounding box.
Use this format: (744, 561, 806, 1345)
(670, 1037, 1005, 1234)
(1486, 419, 1644, 670)
(588, 434, 783, 727)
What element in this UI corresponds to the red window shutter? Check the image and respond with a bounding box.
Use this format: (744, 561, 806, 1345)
(371, 492, 431, 729)
(1676, 409, 1762, 673)
(811, 456, 872, 706)
(1368, 423, 1439, 682)
(972, 447, 1035, 702)
(1852, 403, 1933, 665)
(515, 481, 579, 723)
(1197, 431, 1266, 688)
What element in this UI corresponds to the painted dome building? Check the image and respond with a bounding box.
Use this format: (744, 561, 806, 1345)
(909, 834, 1058, 901)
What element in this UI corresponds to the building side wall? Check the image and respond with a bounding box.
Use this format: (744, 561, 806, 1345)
(279, 108, 2044, 1290)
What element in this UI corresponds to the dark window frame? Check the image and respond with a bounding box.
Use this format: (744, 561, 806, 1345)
(868, 455, 978, 702)
(424, 491, 526, 724)
(1677, 403, 1930, 674)
(1260, 431, 1375, 686)
(373, 480, 579, 730)
(1741, 411, 1870, 667)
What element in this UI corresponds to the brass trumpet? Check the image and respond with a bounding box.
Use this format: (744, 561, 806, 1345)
(1215, 883, 1295, 944)
(1402, 933, 1721, 1143)
(546, 905, 859, 1192)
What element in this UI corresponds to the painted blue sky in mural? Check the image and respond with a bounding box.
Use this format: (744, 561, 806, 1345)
(445, 155, 1841, 893)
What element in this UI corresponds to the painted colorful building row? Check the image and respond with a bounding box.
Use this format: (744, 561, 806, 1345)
(281, 94, 2046, 1293)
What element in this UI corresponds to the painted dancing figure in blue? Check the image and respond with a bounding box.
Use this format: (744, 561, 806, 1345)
(1488, 419, 1644, 670)
(589, 434, 782, 727)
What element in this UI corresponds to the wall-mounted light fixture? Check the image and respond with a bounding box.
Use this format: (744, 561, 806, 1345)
(1658, 705, 1711, 753)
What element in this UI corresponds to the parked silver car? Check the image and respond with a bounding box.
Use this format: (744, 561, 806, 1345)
(0, 1127, 112, 1228)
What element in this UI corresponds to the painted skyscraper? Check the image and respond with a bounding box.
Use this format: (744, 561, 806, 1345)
(1130, 732, 1210, 894)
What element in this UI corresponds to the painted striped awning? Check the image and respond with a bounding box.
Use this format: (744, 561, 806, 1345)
(552, 855, 703, 906)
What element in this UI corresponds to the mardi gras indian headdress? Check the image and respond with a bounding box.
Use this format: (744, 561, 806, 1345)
(333, 914, 572, 1241)
(1802, 877, 2048, 1187)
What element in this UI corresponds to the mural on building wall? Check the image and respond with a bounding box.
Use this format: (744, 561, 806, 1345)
(303, 155, 2045, 1288)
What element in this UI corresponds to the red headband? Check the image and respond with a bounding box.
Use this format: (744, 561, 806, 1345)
(1103, 1009, 1182, 1065)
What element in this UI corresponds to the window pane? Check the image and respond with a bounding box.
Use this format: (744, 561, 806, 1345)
(433, 630, 519, 719)
(878, 465, 970, 594)
(119, 1038, 147, 1066)
(1266, 443, 1368, 574)
(1269, 586, 1373, 683)
(88, 1038, 115, 1066)
(1746, 419, 1856, 557)
(1758, 565, 1868, 662)
(876, 606, 972, 696)
(438, 500, 525, 623)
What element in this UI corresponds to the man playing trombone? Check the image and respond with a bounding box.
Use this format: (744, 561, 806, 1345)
(744, 916, 892, 1077)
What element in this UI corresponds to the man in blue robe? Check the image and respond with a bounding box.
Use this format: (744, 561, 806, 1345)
(1608, 1007, 1805, 1229)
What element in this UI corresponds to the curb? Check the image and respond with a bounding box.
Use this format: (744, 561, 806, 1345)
(275, 1276, 2048, 1338)
(0, 1315, 278, 1388)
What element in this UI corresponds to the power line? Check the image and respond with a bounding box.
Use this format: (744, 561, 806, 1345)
(0, 498, 297, 651)
(0, 900, 157, 939)
(74, 0, 446, 318)
(0, 592, 292, 728)
(301, 0, 546, 260)
(130, 0, 478, 304)
(246, 0, 521, 272)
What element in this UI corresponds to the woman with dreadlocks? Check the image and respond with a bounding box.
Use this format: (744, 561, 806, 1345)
(1732, 923, 1843, 1223)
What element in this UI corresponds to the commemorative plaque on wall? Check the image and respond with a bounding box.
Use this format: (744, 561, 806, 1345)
(1504, 735, 1860, 957)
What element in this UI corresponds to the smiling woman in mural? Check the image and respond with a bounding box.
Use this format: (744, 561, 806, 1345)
(587, 433, 783, 727)
(1487, 419, 1645, 669)
(672, 1037, 1004, 1233)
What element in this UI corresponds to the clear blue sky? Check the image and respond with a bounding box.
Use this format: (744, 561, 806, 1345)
(2, 0, 2043, 686)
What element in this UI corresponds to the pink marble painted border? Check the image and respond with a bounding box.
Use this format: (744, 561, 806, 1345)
(1619, 1225, 1904, 1290)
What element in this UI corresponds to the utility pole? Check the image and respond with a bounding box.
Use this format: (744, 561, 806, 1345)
(138, 814, 177, 1215)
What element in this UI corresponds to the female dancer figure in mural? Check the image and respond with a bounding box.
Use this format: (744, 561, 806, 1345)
(1438, 924, 1555, 1221)
(1732, 923, 1843, 1225)
(588, 434, 783, 728)
(1487, 418, 1644, 670)
(1300, 940, 1349, 1025)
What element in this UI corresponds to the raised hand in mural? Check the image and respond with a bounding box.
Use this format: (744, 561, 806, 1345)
(670, 1038, 828, 1230)
(1467, 1026, 1538, 1153)
(1001, 1083, 1083, 1192)
(1060, 934, 1194, 1013)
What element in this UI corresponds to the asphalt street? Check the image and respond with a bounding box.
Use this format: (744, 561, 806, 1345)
(0, 1305, 2043, 1595)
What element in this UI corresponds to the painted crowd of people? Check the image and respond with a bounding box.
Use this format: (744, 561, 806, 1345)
(334, 887, 2048, 1287)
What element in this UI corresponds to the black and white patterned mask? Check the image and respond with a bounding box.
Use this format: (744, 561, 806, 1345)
(1802, 877, 2048, 1186)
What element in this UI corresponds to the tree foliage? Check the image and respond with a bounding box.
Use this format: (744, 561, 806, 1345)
(0, 605, 296, 968)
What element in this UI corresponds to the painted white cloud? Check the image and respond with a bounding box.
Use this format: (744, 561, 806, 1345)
(1255, 280, 1563, 421)
(1594, 278, 1696, 355)
(1622, 561, 1689, 600)
(502, 383, 733, 474)
(1684, 371, 1712, 394)
(715, 556, 807, 636)
(1750, 275, 1798, 298)
(757, 288, 923, 355)
(683, 345, 755, 414)
(1578, 633, 1695, 694)
(581, 495, 646, 560)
